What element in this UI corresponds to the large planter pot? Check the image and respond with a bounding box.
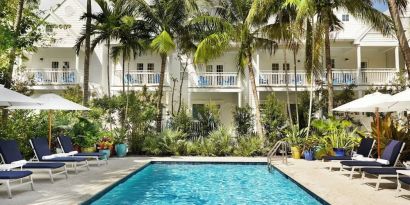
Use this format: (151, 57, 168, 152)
(99, 149, 111, 160)
(82, 147, 96, 153)
(291, 146, 301, 159)
(333, 148, 345, 157)
(115, 144, 127, 157)
(304, 150, 315, 161)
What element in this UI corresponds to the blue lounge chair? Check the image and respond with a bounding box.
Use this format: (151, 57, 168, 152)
(323, 138, 375, 171)
(340, 140, 405, 179)
(0, 170, 34, 198)
(30, 138, 89, 174)
(0, 140, 68, 183)
(57, 136, 107, 166)
(360, 167, 407, 190)
(397, 175, 410, 197)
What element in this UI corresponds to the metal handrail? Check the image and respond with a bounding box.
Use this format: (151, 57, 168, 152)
(267, 141, 289, 170)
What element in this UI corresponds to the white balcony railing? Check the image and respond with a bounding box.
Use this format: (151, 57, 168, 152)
(113, 70, 164, 86)
(189, 72, 239, 88)
(361, 70, 397, 85)
(259, 71, 308, 86)
(331, 70, 357, 85)
(28, 70, 77, 85)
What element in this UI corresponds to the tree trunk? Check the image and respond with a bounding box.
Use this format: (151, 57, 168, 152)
(156, 54, 167, 132)
(178, 59, 188, 114)
(284, 49, 293, 125)
(293, 49, 299, 126)
(171, 78, 176, 115)
(305, 17, 314, 136)
(122, 49, 126, 93)
(83, 0, 92, 106)
(325, 17, 334, 117)
(2, 0, 25, 121)
(247, 51, 263, 139)
(107, 39, 111, 98)
(387, 0, 410, 77)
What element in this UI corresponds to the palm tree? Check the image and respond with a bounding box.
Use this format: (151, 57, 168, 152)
(385, 0, 410, 77)
(83, 0, 92, 105)
(281, 0, 393, 116)
(192, 0, 292, 138)
(133, 0, 199, 132)
(76, 0, 127, 98)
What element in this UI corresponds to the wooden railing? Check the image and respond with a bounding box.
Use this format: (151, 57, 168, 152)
(28, 70, 77, 85)
(113, 70, 164, 86)
(189, 72, 239, 88)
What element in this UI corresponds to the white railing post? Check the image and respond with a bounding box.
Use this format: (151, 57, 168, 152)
(356, 46, 362, 85)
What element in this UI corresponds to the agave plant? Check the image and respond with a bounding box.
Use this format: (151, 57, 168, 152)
(283, 124, 307, 148)
(325, 128, 359, 150)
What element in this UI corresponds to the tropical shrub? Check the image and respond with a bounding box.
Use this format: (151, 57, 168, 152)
(233, 105, 254, 136)
(234, 135, 264, 157)
(170, 105, 193, 136)
(283, 125, 307, 148)
(207, 127, 234, 156)
(261, 93, 287, 143)
(196, 102, 220, 137)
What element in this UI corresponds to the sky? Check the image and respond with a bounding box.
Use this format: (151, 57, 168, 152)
(373, 1, 388, 12)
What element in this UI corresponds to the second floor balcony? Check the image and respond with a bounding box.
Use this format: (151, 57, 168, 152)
(258, 69, 399, 87)
(28, 70, 78, 85)
(113, 70, 166, 87)
(188, 72, 240, 88)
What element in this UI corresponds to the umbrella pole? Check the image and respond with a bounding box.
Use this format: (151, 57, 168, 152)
(48, 110, 52, 149)
(376, 107, 380, 158)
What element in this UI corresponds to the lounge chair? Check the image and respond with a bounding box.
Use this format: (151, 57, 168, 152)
(57, 136, 107, 166)
(396, 169, 410, 197)
(0, 140, 68, 183)
(30, 137, 89, 174)
(323, 138, 375, 170)
(360, 167, 407, 190)
(339, 140, 405, 179)
(0, 167, 34, 198)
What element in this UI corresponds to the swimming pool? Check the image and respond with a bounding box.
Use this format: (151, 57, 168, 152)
(86, 162, 327, 205)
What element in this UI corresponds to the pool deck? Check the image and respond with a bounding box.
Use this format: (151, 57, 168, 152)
(0, 156, 408, 205)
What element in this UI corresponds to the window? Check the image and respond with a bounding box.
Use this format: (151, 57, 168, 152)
(282, 63, 290, 71)
(216, 65, 224, 72)
(63, 61, 70, 69)
(46, 25, 53, 33)
(147, 63, 154, 71)
(342, 14, 349, 22)
(361, 62, 368, 69)
(272, 63, 279, 71)
(137, 63, 144, 71)
(51, 61, 59, 69)
(331, 59, 335, 68)
(206, 65, 213, 72)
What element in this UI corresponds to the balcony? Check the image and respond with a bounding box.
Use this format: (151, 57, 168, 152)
(188, 72, 240, 88)
(258, 69, 398, 87)
(28, 70, 77, 85)
(259, 71, 308, 86)
(113, 70, 164, 86)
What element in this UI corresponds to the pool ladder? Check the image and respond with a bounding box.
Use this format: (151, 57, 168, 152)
(267, 141, 289, 170)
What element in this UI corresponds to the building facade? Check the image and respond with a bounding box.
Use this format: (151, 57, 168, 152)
(19, 0, 409, 128)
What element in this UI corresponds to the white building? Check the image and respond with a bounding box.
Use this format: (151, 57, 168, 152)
(20, 0, 408, 128)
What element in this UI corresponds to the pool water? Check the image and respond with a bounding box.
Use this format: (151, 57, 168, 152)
(90, 163, 325, 205)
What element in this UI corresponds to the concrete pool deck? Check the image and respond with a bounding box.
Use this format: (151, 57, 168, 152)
(0, 156, 408, 205)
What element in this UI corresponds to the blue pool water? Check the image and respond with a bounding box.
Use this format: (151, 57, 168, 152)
(90, 163, 324, 205)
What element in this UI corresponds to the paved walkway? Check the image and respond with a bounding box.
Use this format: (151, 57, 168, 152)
(0, 156, 409, 205)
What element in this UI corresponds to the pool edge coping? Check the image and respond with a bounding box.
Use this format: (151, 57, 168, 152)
(80, 160, 330, 205)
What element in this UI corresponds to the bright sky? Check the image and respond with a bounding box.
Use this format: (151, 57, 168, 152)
(373, 1, 388, 12)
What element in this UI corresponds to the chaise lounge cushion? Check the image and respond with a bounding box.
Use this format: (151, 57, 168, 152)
(340, 161, 384, 167)
(74, 152, 104, 157)
(58, 136, 104, 157)
(23, 163, 65, 169)
(42, 157, 86, 162)
(31, 137, 86, 162)
(399, 177, 410, 185)
(323, 156, 352, 161)
(362, 167, 406, 175)
(0, 171, 32, 179)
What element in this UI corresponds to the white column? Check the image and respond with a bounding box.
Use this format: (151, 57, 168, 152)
(395, 46, 400, 72)
(255, 53, 260, 86)
(75, 53, 80, 84)
(238, 92, 242, 107)
(356, 46, 361, 85)
(166, 56, 170, 85)
(187, 91, 191, 112)
(165, 91, 169, 114)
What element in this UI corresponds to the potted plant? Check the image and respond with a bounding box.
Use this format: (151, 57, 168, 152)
(326, 129, 358, 157)
(284, 125, 307, 159)
(303, 136, 319, 161)
(98, 136, 113, 159)
(78, 133, 98, 153)
(71, 117, 100, 152)
(114, 128, 127, 157)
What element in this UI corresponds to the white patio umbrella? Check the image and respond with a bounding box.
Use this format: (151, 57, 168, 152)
(0, 85, 41, 106)
(333, 92, 393, 158)
(373, 89, 410, 112)
(8, 93, 90, 148)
